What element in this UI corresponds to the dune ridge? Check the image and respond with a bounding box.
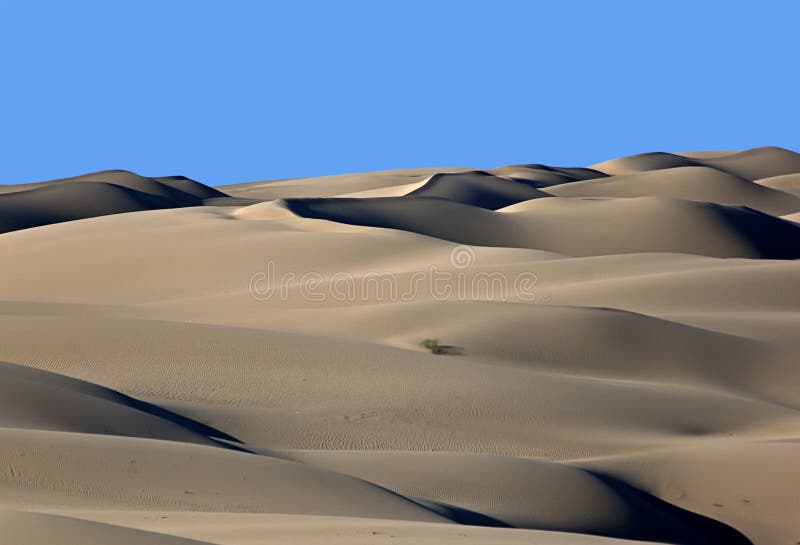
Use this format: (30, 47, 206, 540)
(283, 195, 800, 259)
(591, 146, 800, 180)
(405, 170, 553, 209)
(546, 166, 800, 216)
(0, 170, 253, 234)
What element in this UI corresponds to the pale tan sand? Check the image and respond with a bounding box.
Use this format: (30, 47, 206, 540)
(1, 146, 799, 544)
(755, 172, 800, 196)
(546, 166, 800, 215)
(28, 511, 668, 544)
(405, 170, 553, 208)
(488, 164, 608, 186)
(280, 195, 800, 258)
(285, 450, 753, 543)
(583, 441, 800, 545)
(591, 146, 800, 179)
(219, 167, 470, 200)
(0, 511, 213, 545)
(0, 362, 230, 446)
(782, 211, 800, 224)
(675, 150, 738, 159)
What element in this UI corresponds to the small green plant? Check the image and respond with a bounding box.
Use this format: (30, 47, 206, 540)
(421, 338, 441, 354)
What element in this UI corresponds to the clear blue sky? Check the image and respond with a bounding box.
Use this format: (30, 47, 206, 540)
(1, 1, 798, 185)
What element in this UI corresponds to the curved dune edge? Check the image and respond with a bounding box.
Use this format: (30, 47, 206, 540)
(545, 166, 800, 216)
(590, 146, 800, 180)
(2, 147, 800, 544)
(281, 195, 800, 259)
(0, 170, 247, 234)
(0, 511, 215, 545)
(260, 146, 800, 259)
(287, 450, 751, 544)
(6, 511, 669, 545)
(0, 361, 240, 447)
(755, 172, 800, 196)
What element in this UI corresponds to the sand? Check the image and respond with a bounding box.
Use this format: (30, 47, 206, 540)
(1, 146, 799, 544)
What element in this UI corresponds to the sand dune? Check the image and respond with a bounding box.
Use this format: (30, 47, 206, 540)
(0, 511, 214, 545)
(2, 311, 796, 462)
(546, 166, 800, 216)
(405, 170, 552, 209)
(592, 146, 800, 180)
(2, 146, 799, 544)
(0, 182, 183, 233)
(290, 451, 751, 544)
(37, 512, 667, 545)
(0, 170, 247, 234)
(584, 441, 800, 545)
(592, 152, 698, 175)
(0, 361, 239, 446)
(0, 170, 226, 200)
(675, 150, 737, 159)
(220, 167, 470, 200)
(488, 164, 608, 186)
(0, 427, 446, 522)
(284, 195, 800, 258)
(755, 172, 800, 196)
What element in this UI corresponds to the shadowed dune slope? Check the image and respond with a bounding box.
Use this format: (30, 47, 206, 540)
(699, 147, 800, 180)
(546, 166, 800, 216)
(583, 442, 800, 545)
(405, 170, 553, 209)
(283, 195, 800, 259)
(0, 182, 185, 233)
(0, 361, 238, 446)
(0, 170, 226, 200)
(290, 451, 751, 545)
(0, 427, 447, 522)
(592, 146, 800, 180)
(23, 512, 674, 545)
(0, 170, 245, 234)
(1, 310, 795, 459)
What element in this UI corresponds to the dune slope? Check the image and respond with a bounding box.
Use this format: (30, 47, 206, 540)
(546, 166, 800, 216)
(284, 195, 800, 259)
(405, 170, 552, 209)
(0, 170, 248, 234)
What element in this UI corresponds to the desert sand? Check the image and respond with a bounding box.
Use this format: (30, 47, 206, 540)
(1, 146, 799, 544)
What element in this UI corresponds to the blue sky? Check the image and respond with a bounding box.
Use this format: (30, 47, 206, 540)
(1, 1, 798, 185)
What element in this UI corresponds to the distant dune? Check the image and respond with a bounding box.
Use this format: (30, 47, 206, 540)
(546, 166, 800, 215)
(0, 170, 251, 233)
(283, 195, 800, 259)
(590, 146, 800, 179)
(406, 170, 552, 209)
(2, 147, 800, 545)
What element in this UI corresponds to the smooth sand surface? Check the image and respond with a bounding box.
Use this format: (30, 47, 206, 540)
(1, 147, 799, 544)
(755, 172, 800, 196)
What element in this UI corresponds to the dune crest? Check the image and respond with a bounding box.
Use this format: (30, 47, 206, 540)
(0, 170, 251, 234)
(591, 146, 800, 180)
(281, 194, 800, 259)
